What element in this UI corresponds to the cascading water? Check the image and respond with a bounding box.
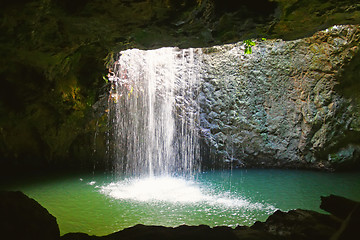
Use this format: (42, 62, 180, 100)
(107, 47, 202, 177)
(97, 47, 278, 229)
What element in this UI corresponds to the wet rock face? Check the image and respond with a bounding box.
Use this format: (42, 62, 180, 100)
(199, 25, 360, 169)
(0, 0, 360, 171)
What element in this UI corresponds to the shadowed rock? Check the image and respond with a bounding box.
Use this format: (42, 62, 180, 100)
(61, 224, 275, 240)
(321, 195, 360, 240)
(0, 191, 60, 240)
(320, 194, 359, 219)
(251, 209, 341, 240)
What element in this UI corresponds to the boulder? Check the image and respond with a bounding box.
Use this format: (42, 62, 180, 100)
(251, 195, 360, 240)
(320, 194, 360, 220)
(0, 191, 60, 240)
(320, 195, 360, 240)
(251, 209, 341, 240)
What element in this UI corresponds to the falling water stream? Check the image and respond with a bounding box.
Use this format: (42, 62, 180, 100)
(108, 47, 201, 177)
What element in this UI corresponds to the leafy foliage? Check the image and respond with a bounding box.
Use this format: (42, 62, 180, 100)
(243, 39, 256, 54)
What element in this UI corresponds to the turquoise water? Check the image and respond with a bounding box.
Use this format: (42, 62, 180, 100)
(3, 169, 360, 236)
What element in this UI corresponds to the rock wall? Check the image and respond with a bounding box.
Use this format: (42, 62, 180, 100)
(199, 25, 360, 170)
(0, 0, 360, 172)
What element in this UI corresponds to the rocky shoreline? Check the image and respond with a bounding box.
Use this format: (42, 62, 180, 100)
(1, 191, 358, 240)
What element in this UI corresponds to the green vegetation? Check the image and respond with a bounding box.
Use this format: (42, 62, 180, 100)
(102, 75, 109, 84)
(243, 38, 267, 54)
(243, 39, 256, 54)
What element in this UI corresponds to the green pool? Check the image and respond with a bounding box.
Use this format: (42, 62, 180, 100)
(3, 169, 360, 236)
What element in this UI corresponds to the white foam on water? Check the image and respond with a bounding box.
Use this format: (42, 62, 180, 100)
(87, 181, 96, 186)
(99, 176, 276, 211)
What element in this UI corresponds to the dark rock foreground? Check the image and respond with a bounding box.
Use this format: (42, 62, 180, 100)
(0, 191, 60, 240)
(1, 191, 359, 240)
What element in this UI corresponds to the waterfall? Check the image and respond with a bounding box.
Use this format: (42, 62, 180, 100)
(108, 47, 202, 177)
